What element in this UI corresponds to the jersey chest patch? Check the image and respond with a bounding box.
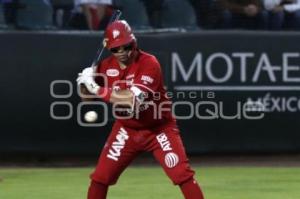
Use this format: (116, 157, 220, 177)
(106, 69, 119, 77)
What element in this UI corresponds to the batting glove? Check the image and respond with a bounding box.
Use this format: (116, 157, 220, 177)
(77, 67, 100, 95)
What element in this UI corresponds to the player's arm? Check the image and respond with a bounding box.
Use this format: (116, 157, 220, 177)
(79, 84, 96, 102)
(109, 89, 134, 107)
(77, 67, 141, 108)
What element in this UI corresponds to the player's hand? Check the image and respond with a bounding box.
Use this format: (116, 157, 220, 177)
(103, 38, 108, 48)
(77, 67, 100, 95)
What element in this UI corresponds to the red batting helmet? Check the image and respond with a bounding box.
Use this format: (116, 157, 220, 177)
(104, 20, 136, 49)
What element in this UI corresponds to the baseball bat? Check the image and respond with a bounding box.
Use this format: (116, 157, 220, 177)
(91, 9, 122, 71)
(78, 10, 122, 97)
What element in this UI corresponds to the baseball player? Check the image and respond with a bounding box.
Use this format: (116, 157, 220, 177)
(77, 20, 204, 199)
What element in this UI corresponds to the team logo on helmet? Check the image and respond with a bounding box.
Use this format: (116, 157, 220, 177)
(164, 152, 179, 168)
(112, 30, 120, 39)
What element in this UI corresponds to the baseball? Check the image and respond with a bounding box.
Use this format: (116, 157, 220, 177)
(84, 111, 98, 123)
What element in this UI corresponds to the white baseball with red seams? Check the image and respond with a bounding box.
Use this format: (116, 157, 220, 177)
(84, 111, 98, 123)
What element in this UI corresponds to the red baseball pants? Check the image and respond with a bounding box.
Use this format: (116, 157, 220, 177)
(89, 121, 204, 198)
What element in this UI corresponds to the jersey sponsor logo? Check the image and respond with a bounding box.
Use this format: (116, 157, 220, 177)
(141, 75, 154, 84)
(164, 152, 179, 168)
(107, 127, 129, 161)
(112, 30, 120, 39)
(106, 69, 119, 77)
(156, 133, 172, 151)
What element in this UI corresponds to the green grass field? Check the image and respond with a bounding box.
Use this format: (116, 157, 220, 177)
(0, 167, 300, 199)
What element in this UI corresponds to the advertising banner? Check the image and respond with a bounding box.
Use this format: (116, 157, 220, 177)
(0, 31, 299, 155)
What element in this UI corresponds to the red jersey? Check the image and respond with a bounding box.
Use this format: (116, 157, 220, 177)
(96, 50, 175, 130)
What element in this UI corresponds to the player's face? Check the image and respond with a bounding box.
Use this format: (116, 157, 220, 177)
(110, 43, 134, 63)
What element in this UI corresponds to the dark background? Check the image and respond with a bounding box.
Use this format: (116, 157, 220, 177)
(0, 31, 299, 157)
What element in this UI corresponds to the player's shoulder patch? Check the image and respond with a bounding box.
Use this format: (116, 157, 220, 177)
(141, 75, 154, 84)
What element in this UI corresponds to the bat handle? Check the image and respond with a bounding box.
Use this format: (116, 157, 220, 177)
(91, 63, 98, 73)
